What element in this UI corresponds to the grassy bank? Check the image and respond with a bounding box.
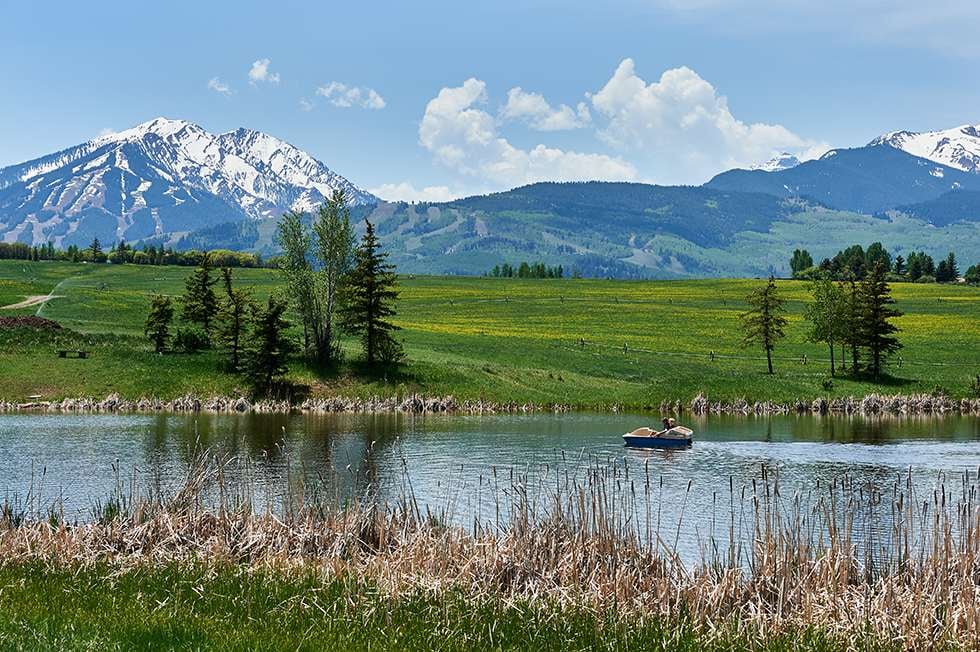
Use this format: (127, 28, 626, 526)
(0, 564, 857, 651)
(1, 260, 978, 407)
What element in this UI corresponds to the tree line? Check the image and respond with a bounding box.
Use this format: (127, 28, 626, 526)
(488, 262, 564, 278)
(144, 190, 402, 396)
(790, 244, 977, 284)
(742, 262, 901, 381)
(0, 240, 265, 268)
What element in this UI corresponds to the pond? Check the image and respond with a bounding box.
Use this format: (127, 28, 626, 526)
(2, 411, 979, 561)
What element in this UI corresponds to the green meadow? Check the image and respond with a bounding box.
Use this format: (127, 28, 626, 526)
(0, 563, 865, 652)
(1, 259, 978, 407)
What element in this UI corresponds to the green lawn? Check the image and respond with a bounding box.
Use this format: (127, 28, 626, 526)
(0, 563, 876, 652)
(1, 260, 978, 406)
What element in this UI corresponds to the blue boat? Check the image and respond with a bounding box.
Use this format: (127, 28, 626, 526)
(623, 425, 694, 448)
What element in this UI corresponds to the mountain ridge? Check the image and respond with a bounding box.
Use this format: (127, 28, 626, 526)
(0, 117, 376, 248)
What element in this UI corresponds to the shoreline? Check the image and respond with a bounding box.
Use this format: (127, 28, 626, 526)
(1, 391, 978, 416)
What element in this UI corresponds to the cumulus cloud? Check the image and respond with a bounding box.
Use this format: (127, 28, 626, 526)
(369, 182, 458, 203)
(419, 78, 637, 187)
(248, 58, 280, 85)
(298, 98, 314, 112)
(316, 82, 386, 109)
(589, 59, 827, 184)
(501, 88, 591, 131)
(207, 77, 232, 96)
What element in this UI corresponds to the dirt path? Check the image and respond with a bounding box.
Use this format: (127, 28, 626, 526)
(0, 295, 62, 310)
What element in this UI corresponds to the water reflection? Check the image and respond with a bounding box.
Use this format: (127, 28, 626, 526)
(1, 411, 978, 559)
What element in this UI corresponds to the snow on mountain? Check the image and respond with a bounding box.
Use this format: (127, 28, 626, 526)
(750, 152, 803, 172)
(870, 123, 980, 174)
(0, 117, 376, 247)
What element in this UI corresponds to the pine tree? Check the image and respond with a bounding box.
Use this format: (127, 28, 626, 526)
(740, 276, 788, 374)
(893, 255, 906, 277)
(340, 220, 403, 366)
(241, 296, 293, 395)
(180, 253, 219, 337)
(144, 295, 174, 353)
(936, 251, 959, 283)
(856, 262, 902, 381)
(216, 268, 254, 370)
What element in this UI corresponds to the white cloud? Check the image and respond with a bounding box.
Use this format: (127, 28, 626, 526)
(207, 77, 232, 96)
(589, 59, 827, 183)
(298, 98, 314, 112)
(248, 58, 280, 85)
(316, 82, 386, 109)
(419, 78, 637, 187)
(369, 182, 458, 203)
(96, 127, 116, 139)
(501, 87, 590, 131)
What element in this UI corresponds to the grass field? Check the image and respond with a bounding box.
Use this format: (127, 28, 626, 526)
(1, 259, 978, 406)
(0, 563, 874, 652)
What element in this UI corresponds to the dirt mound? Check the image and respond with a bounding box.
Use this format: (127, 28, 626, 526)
(0, 316, 63, 331)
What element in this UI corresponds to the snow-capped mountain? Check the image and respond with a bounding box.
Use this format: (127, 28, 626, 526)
(0, 117, 376, 247)
(750, 152, 803, 172)
(870, 123, 980, 174)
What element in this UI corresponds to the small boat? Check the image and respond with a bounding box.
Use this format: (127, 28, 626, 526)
(623, 425, 694, 448)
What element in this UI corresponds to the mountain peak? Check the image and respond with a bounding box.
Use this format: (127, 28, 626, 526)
(750, 152, 802, 172)
(870, 123, 980, 173)
(0, 118, 376, 248)
(100, 117, 200, 143)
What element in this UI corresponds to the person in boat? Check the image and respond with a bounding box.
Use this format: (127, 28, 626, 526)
(661, 417, 671, 433)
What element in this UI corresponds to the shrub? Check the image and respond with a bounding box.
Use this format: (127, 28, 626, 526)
(173, 327, 209, 353)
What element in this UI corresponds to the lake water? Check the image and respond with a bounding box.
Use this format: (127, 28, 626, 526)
(2, 411, 979, 561)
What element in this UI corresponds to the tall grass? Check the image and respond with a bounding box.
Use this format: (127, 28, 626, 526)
(2, 451, 980, 649)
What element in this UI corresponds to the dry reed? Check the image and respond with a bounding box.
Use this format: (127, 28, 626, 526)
(3, 451, 980, 650)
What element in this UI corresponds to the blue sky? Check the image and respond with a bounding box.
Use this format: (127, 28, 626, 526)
(3, 0, 979, 200)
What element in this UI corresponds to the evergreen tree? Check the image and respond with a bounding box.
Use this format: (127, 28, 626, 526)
(242, 296, 294, 395)
(740, 276, 788, 374)
(893, 255, 906, 277)
(144, 295, 174, 353)
(935, 251, 959, 283)
(804, 279, 846, 377)
(217, 268, 254, 370)
(180, 253, 219, 337)
(856, 262, 902, 381)
(340, 220, 403, 366)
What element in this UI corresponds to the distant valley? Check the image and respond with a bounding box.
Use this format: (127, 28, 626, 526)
(2, 118, 979, 278)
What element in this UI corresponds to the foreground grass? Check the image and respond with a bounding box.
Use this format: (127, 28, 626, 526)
(0, 563, 861, 652)
(1, 260, 978, 406)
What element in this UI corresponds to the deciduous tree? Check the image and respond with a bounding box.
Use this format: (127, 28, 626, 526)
(805, 278, 846, 376)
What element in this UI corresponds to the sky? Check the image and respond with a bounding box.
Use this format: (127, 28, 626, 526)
(2, 0, 980, 201)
